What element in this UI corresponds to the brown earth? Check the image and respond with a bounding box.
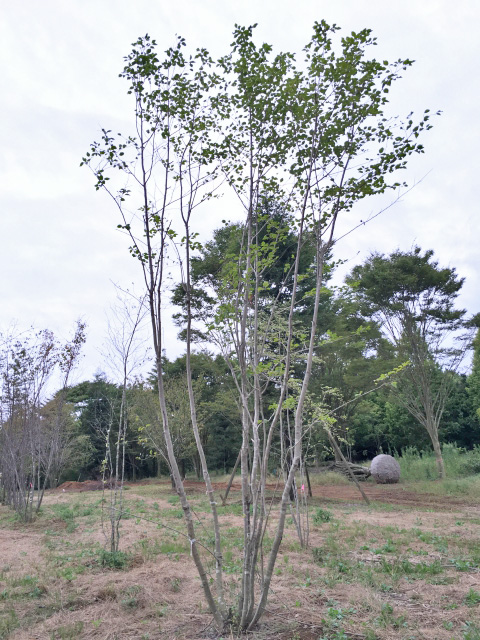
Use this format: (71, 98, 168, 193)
(57, 477, 474, 511)
(9, 479, 476, 639)
(187, 479, 476, 511)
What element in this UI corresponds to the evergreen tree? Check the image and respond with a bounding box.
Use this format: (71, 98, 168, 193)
(349, 247, 472, 477)
(467, 330, 480, 429)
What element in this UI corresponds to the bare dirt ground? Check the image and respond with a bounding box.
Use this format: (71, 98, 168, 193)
(1, 480, 480, 639)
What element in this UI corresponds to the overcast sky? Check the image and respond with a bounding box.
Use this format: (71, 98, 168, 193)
(1, 0, 478, 383)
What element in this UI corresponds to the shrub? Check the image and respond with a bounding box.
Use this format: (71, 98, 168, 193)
(100, 550, 131, 569)
(313, 508, 333, 525)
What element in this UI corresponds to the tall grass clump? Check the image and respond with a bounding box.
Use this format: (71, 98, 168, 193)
(398, 444, 480, 481)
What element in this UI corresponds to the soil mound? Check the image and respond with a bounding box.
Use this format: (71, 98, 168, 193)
(56, 480, 107, 492)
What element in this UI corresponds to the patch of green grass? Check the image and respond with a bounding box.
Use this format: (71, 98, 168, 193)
(100, 549, 131, 569)
(313, 508, 333, 524)
(50, 621, 84, 639)
(463, 622, 480, 640)
(450, 557, 480, 572)
(170, 577, 181, 593)
(375, 603, 408, 629)
(312, 547, 325, 564)
(465, 588, 480, 607)
(378, 557, 443, 580)
(120, 584, 142, 609)
(317, 605, 357, 639)
(223, 550, 242, 574)
(159, 540, 187, 555)
(311, 471, 350, 486)
(0, 608, 19, 638)
(219, 502, 243, 516)
(159, 508, 184, 519)
(373, 539, 397, 554)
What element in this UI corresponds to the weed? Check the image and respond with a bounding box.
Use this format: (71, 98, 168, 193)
(313, 508, 333, 524)
(311, 471, 349, 486)
(100, 549, 131, 569)
(0, 609, 19, 638)
(379, 557, 443, 580)
(155, 603, 168, 617)
(158, 540, 186, 556)
(50, 621, 84, 639)
(96, 584, 117, 601)
(170, 577, 181, 593)
(223, 550, 242, 574)
(136, 536, 162, 560)
(451, 558, 479, 572)
(374, 539, 396, 554)
(312, 547, 324, 564)
(121, 585, 142, 609)
(465, 588, 480, 607)
(11, 574, 38, 588)
(463, 622, 480, 640)
(375, 603, 407, 629)
(318, 606, 356, 639)
(219, 503, 243, 516)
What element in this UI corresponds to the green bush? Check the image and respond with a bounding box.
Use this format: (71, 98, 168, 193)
(313, 508, 333, 525)
(100, 550, 131, 569)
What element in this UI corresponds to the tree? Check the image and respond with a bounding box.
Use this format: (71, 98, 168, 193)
(349, 247, 473, 478)
(82, 23, 433, 632)
(307, 290, 397, 460)
(0, 322, 85, 520)
(67, 375, 121, 478)
(467, 330, 480, 428)
(100, 293, 149, 553)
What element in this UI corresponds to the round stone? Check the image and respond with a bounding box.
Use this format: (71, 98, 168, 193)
(370, 454, 401, 484)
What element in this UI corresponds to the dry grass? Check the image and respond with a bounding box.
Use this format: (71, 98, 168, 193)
(1, 479, 480, 639)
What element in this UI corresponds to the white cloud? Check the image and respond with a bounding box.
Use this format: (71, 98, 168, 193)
(1, 0, 479, 379)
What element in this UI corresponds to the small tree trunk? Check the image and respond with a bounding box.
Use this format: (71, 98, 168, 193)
(221, 450, 240, 505)
(431, 435, 445, 479)
(305, 463, 313, 498)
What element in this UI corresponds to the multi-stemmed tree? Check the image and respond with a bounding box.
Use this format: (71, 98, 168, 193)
(0, 322, 85, 520)
(82, 22, 433, 632)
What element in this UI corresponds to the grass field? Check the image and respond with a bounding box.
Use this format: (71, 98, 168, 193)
(1, 474, 480, 639)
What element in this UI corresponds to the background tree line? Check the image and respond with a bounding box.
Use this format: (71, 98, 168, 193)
(2, 242, 478, 497)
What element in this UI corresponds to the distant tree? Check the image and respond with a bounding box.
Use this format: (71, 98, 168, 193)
(67, 375, 120, 477)
(309, 291, 397, 459)
(132, 353, 240, 479)
(0, 322, 85, 519)
(349, 247, 474, 478)
(172, 202, 319, 343)
(467, 330, 480, 429)
(39, 395, 94, 485)
(101, 293, 148, 552)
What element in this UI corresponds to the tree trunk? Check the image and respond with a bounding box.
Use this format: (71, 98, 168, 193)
(431, 435, 445, 479)
(221, 450, 240, 505)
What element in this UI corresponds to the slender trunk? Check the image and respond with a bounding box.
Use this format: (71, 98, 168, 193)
(431, 433, 445, 479)
(305, 463, 312, 499)
(221, 450, 240, 505)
